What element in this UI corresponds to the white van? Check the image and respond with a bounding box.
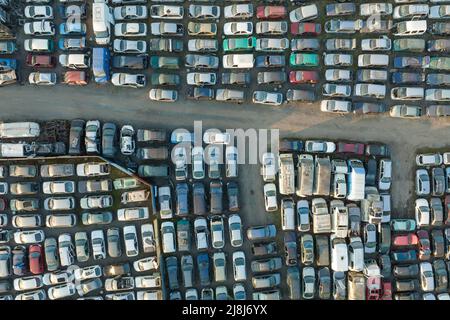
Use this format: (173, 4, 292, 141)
(347, 159, 366, 201)
(222, 54, 254, 69)
(378, 159, 392, 191)
(0, 122, 40, 138)
(92, 3, 114, 45)
(393, 20, 427, 36)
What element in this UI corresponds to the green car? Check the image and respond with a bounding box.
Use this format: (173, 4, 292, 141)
(390, 219, 416, 232)
(223, 37, 256, 52)
(150, 56, 180, 70)
(289, 53, 319, 67)
(393, 39, 425, 52)
(113, 177, 141, 190)
(428, 56, 450, 71)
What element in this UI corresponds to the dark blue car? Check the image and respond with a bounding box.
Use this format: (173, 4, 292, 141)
(391, 250, 417, 263)
(391, 72, 425, 84)
(197, 253, 210, 286)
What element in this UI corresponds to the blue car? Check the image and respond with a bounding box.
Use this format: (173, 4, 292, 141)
(0, 58, 17, 71)
(391, 72, 425, 84)
(197, 253, 210, 286)
(59, 22, 87, 36)
(393, 56, 426, 69)
(391, 250, 417, 263)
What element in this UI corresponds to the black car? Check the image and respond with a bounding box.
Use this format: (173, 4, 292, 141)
(251, 242, 277, 256)
(365, 158, 377, 186)
(221, 72, 250, 85)
(68, 119, 85, 155)
(365, 143, 390, 157)
(379, 254, 391, 278)
(112, 55, 148, 70)
(432, 229, 445, 258)
(176, 183, 189, 216)
(255, 55, 286, 68)
(284, 232, 298, 266)
(279, 139, 303, 152)
(166, 256, 179, 290)
(286, 89, 316, 103)
(227, 181, 239, 212)
(393, 264, 419, 278)
(148, 38, 183, 52)
(187, 87, 214, 100)
(391, 72, 425, 84)
(353, 102, 386, 115)
(257, 71, 286, 85)
(433, 260, 448, 293)
(192, 183, 206, 215)
(318, 267, 331, 299)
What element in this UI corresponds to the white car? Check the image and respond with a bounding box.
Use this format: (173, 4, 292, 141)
(43, 271, 73, 286)
(114, 23, 147, 37)
(85, 120, 100, 154)
(420, 262, 435, 292)
(15, 290, 46, 300)
(189, 4, 220, 19)
(73, 265, 102, 281)
(360, 3, 392, 16)
(322, 83, 352, 98)
(206, 146, 220, 179)
(361, 36, 391, 51)
(331, 236, 348, 272)
(123, 225, 139, 257)
(232, 251, 247, 282)
(203, 131, 231, 145)
(192, 147, 205, 179)
(354, 84, 386, 99)
(415, 198, 430, 227)
(210, 215, 225, 249)
(416, 153, 443, 166)
(364, 224, 377, 254)
(297, 200, 310, 232)
(393, 4, 429, 19)
(28, 72, 56, 86)
(113, 39, 146, 54)
(150, 5, 184, 19)
(161, 221, 176, 254)
(186, 72, 216, 86)
(114, 5, 148, 20)
(133, 257, 158, 272)
(13, 275, 43, 291)
(289, 4, 318, 22)
(42, 181, 75, 194)
(264, 183, 278, 212)
(324, 53, 353, 66)
(135, 274, 161, 288)
(48, 283, 76, 300)
(429, 5, 450, 19)
(148, 89, 178, 102)
(112, 73, 146, 88)
(173, 146, 188, 180)
(224, 4, 253, 18)
(261, 153, 276, 182)
(117, 207, 149, 222)
(325, 69, 352, 82)
(24, 21, 55, 36)
(194, 217, 209, 251)
(120, 125, 135, 155)
(320, 100, 352, 113)
(24, 5, 53, 19)
(188, 39, 218, 52)
(150, 22, 184, 36)
(255, 38, 289, 52)
(228, 214, 243, 247)
(141, 224, 156, 253)
(80, 195, 112, 209)
(91, 230, 106, 260)
(223, 22, 253, 35)
(76, 162, 109, 177)
(305, 140, 336, 153)
(252, 91, 283, 106)
(281, 198, 295, 230)
(14, 230, 45, 244)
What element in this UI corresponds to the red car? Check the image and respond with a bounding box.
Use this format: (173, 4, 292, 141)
(366, 276, 381, 300)
(25, 54, 56, 68)
(393, 233, 419, 246)
(337, 142, 365, 155)
(28, 244, 44, 275)
(290, 23, 321, 35)
(381, 281, 392, 300)
(256, 6, 287, 19)
(417, 230, 431, 260)
(289, 71, 319, 84)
